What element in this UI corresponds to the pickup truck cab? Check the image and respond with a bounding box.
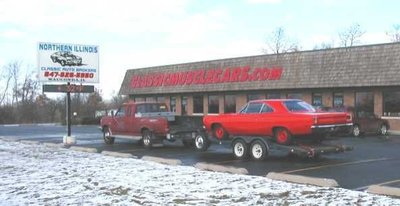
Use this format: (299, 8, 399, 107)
(100, 101, 204, 148)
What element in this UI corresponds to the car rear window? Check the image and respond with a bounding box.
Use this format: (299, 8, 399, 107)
(136, 104, 168, 113)
(284, 101, 315, 112)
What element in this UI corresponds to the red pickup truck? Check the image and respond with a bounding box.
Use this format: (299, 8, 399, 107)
(100, 101, 204, 148)
(203, 99, 353, 145)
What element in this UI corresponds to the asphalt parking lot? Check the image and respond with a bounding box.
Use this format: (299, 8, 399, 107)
(1, 124, 399, 191)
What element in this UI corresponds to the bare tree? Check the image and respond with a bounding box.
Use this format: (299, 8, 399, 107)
(386, 24, 400, 42)
(0, 63, 14, 105)
(264, 27, 299, 54)
(338, 23, 365, 47)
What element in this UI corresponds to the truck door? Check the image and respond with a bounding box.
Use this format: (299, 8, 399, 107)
(125, 104, 139, 136)
(111, 105, 128, 135)
(131, 104, 146, 136)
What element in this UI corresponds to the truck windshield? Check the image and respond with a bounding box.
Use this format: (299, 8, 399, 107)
(284, 100, 316, 112)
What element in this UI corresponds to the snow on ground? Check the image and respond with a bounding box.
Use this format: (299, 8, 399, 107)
(0, 140, 399, 206)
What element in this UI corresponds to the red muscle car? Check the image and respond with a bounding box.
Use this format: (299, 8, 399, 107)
(203, 99, 353, 145)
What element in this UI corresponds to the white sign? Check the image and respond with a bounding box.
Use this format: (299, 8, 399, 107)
(37, 42, 99, 83)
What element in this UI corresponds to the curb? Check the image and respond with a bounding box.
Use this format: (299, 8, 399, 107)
(194, 162, 248, 175)
(141, 156, 182, 166)
(367, 185, 400, 198)
(43, 142, 64, 148)
(101, 151, 137, 159)
(19, 140, 40, 145)
(266, 172, 339, 187)
(70, 146, 98, 153)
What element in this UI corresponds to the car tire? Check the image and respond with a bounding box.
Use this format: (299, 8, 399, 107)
(352, 124, 361, 137)
(194, 134, 210, 152)
(142, 129, 153, 149)
(378, 124, 388, 136)
(250, 140, 268, 161)
(212, 124, 228, 140)
(274, 128, 292, 145)
(232, 139, 248, 159)
(103, 127, 115, 145)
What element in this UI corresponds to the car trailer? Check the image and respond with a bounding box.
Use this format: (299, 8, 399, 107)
(193, 135, 353, 161)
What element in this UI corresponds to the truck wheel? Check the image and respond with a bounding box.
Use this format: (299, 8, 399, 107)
(378, 124, 388, 136)
(194, 134, 210, 152)
(232, 139, 248, 159)
(250, 140, 268, 161)
(274, 128, 292, 145)
(212, 124, 228, 140)
(352, 124, 361, 137)
(103, 127, 115, 145)
(142, 129, 153, 149)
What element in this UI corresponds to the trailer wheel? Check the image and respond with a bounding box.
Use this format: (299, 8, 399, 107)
(274, 128, 292, 145)
(378, 124, 388, 136)
(232, 139, 248, 159)
(352, 124, 361, 137)
(212, 124, 228, 140)
(103, 127, 115, 145)
(194, 134, 210, 152)
(142, 129, 154, 149)
(250, 140, 268, 161)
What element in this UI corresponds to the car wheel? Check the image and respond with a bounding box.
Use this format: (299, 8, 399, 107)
(103, 127, 115, 145)
(378, 124, 388, 136)
(194, 134, 210, 152)
(352, 124, 361, 137)
(232, 139, 248, 159)
(274, 128, 292, 145)
(250, 140, 268, 161)
(142, 129, 153, 149)
(212, 124, 228, 140)
(61, 60, 66, 66)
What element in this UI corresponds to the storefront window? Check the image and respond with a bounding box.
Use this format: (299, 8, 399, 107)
(383, 91, 400, 117)
(247, 94, 263, 101)
(156, 96, 165, 103)
(224, 95, 236, 113)
(355, 92, 374, 116)
(287, 93, 303, 100)
(145, 97, 156, 102)
(193, 95, 204, 114)
(181, 96, 188, 115)
(170, 97, 176, 113)
(208, 95, 219, 114)
(266, 93, 281, 99)
(135, 97, 144, 102)
(312, 93, 322, 106)
(333, 92, 344, 108)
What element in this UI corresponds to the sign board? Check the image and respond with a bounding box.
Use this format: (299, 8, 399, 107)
(37, 42, 99, 83)
(43, 84, 95, 93)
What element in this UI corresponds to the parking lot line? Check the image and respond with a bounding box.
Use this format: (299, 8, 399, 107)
(281, 158, 391, 174)
(354, 179, 400, 191)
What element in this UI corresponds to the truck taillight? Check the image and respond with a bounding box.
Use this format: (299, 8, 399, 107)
(347, 114, 352, 122)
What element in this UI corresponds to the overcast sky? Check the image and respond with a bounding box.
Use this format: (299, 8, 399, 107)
(0, 0, 399, 100)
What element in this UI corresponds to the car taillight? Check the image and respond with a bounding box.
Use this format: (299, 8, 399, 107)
(313, 116, 318, 124)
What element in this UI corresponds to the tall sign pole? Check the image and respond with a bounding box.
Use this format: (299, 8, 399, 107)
(38, 42, 99, 145)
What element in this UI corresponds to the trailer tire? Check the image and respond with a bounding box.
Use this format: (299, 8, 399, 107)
(232, 139, 248, 159)
(250, 140, 267, 161)
(194, 134, 210, 152)
(274, 128, 292, 145)
(142, 129, 154, 149)
(103, 127, 115, 145)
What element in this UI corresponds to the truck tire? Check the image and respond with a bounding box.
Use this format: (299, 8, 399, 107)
(194, 134, 210, 152)
(232, 138, 248, 159)
(142, 129, 154, 149)
(274, 128, 292, 145)
(212, 124, 228, 140)
(250, 140, 268, 161)
(103, 127, 115, 145)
